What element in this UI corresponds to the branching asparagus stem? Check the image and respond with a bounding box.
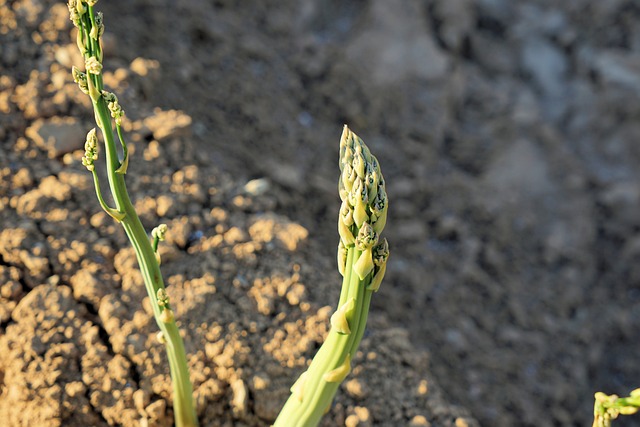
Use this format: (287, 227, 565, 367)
(593, 389, 640, 427)
(67, 2, 198, 426)
(82, 128, 125, 221)
(274, 126, 390, 427)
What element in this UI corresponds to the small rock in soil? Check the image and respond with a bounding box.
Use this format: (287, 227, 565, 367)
(25, 117, 86, 158)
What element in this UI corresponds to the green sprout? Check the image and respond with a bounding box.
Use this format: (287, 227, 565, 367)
(67, 1, 197, 426)
(593, 389, 640, 427)
(273, 126, 389, 426)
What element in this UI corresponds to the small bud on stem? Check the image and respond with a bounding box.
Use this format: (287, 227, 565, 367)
(72, 66, 89, 95)
(152, 224, 168, 242)
(323, 354, 352, 383)
(82, 128, 99, 171)
(85, 56, 102, 75)
(330, 297, 355, 334)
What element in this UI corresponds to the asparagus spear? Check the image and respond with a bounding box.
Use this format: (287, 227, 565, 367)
(274, 126, 389, 427)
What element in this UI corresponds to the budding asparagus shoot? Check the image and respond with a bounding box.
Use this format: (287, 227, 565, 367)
(67, 1, 197, 426)
(274, 126, 389, 426)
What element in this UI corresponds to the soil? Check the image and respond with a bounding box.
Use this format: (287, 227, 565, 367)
(2, 0, 640, 426)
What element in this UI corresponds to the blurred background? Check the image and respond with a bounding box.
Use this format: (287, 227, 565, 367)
(3, 0, 640, 426)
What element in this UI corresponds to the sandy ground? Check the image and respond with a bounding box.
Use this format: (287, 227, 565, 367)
(2, 0, 640, 426)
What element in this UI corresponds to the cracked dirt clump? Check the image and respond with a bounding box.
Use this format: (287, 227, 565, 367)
(0, 284, 131, 426)
(0, 225, 50, 288)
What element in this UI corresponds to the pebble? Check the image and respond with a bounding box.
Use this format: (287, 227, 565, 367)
(409, 415, 431, 426)
(143, 109, 192, 141)
(25, 117, 86, 158)
(244, 178, 270, 196)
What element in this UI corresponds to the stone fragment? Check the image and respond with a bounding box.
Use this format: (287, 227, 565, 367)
(248, 213, 308, 251)
(130, 57, 160, 78)
(70, 268, 107, 306)
(409, 415, 431, 426)
(143, 109, 192, 141)
(26, 117, 86, 158)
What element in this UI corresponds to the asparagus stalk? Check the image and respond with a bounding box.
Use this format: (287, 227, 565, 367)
(274, 126, 389, 427)
(67, 2, 198, 426)
(593, 389, 640, 427)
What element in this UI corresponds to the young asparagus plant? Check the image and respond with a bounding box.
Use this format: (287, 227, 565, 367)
(274, 126, 389, 426)
(593, 389, 640, 427)
(67, 1, 198, 426)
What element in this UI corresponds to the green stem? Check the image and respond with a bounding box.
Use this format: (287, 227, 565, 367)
(98, 104, 198, 427)
(152, 234, 160, 253)
(274, 247, 374, 427)
(115, 124, 129, 174)
(87, 6, 100, 57)
(89, 169, 124, 221)
(76, 8, 198, 426)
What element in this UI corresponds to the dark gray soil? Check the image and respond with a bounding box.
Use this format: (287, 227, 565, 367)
(2, 0, 640, 426)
